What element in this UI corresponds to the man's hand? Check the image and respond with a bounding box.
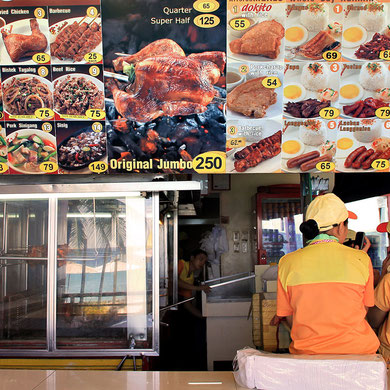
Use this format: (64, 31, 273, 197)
(198, 285, 211, 293)
(355, 236, 371, 253)
(270, 315, 282, 326)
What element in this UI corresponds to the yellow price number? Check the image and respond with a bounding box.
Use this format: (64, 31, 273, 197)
(39, 161, 58, 173)
(193, 151, 225, 174)
(32, 53, 50, 64)
(316, 161, 335, 172)
(0, 162, 8, 173)
(38, 66, 49, 77)
(262, 77, 281, 89)
(84, 52, 103, 63)
(35, 108, 54, 120)
(34, 8, 45, 19)
(42, 122, 53, 132)
(89, 161, 108, 173)
(227, 138, 246, 149)
(323, 50, 341, 61)
(379, 50, 390, 60)
(193, 0, 220, 13)
(87, 7, 98, 18)
(193, 14, 220, 28)
(319, 107, 340, 119)
(89, 65, 100, 76)
(376, 107, 390, 119)
(86, 109, 105, 120)
(229, 18, 251, 31)
(372, 159, 390, 171)
(92, 122, 103, 132)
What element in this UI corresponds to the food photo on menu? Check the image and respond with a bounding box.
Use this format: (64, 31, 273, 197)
(5, 121, 57, 174)
(226, 119, 282, 173)
(1, 65, 53, 120)
(284, 62, 339, 119)
(343, 1, 390, 61)
(227, 3, 285, 62)
(0, 7, 50, 65)
(335, 119, 390, 172)
(340, 62, 389, 118)
(48, 5, 103, 65)
(281, 118, 337, 173)
(102, 0, 226, 173)
(55, 121, 107, 174)
(226, 63, 283, 120)
(52, 65, 104, 120)
(0, 126, 7, 169)
(285, 3, 342, 61)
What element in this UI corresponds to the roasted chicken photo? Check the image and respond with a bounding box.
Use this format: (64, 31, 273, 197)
(227, 77, 277, 118)
(229, 20, 285, 59)
(2, 19, 48, 62)
(108, 55, 221, 123)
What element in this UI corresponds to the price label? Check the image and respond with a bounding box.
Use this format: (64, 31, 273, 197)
(84, 52, 103, 63)
(35, 108, 54, 120)
(42, 122, 52, 132)
(229, 18, 251, 31)
(372, 159, 390, 170)
(262, 77, 281, 89)
(380, 50, 390, 60)
(34, 7, 45, 18)
(193, 0, 220, 12)
(39, 161, 58, 173)
(0, 162, 8, 173)
(227, 138, 246, 149)
(193, 151, 225, 174)
(86, 109, 105, 120)
(89, 161, 108, 173)
(323, 50, 341, 61)
(92, 122, 103, 132)
(319, 107, 340, 119)
(32, 53, 50, 64)
(193, 14, 220, 28)
(376, 107, 390, 119)
(316, 161, 335, 172)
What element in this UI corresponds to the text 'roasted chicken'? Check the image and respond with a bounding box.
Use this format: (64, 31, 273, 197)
(108, 56, 221, 123)
(2, 19, 47, 62)
(230, 20, 285, 59)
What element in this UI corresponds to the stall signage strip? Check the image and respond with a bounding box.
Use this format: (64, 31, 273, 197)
(0, 0, 390, 174)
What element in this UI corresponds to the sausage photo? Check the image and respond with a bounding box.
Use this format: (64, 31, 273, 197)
(362, 151, 382, 170)
(287, 150, 320, 169)
(352, 149, 374, 169)
(300, 154, 332, 172)
(344, 146, 367, 168)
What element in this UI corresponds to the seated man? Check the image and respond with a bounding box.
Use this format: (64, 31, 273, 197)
(277, 193, 379, 354)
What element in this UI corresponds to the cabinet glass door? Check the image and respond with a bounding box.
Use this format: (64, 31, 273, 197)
(0, 199, 48, 349)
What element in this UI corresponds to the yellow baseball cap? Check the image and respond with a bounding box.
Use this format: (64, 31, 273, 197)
(377, 222, 390, 233)
(306, 193, 349, 232)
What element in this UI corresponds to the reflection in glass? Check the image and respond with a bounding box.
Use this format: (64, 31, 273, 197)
(57, 196, 153, 349)
(0, 200, 48, 349)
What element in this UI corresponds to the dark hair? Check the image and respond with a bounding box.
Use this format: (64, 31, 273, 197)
(190, 249, 208, 258)
(300, 219, 320, 240)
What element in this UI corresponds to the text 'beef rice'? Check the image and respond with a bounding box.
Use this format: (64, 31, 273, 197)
(3, 76, 52, 115)
(58, 130, 106, 168)
(54, 75, 104, 116)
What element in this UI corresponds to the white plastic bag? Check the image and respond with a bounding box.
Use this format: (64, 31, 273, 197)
(233, 348, 387, 390)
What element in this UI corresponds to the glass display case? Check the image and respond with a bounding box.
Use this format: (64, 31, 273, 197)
(254, 185, 303, 265)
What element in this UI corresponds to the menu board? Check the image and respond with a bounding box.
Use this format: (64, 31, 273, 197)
(0, 0, 390, 174)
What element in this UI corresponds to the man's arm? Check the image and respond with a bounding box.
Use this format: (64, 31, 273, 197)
(367, 306, 388, 331)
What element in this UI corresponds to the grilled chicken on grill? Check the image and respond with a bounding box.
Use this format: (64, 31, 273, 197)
(113, 39, 185, 72)
(2, 19, 48, 62)
(108, 56, 221, 123)
(187, 51, 226, 73)
(229, 20, 284, 59)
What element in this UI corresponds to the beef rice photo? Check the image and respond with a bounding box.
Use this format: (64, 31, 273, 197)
(54, 75, 104, 116)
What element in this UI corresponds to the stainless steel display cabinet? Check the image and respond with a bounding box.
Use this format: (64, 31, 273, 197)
(0, 181, 199, 357)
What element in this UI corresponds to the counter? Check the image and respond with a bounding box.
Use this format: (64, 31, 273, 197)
(0, 370, 246, 390)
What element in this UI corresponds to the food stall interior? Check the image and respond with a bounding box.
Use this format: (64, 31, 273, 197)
(0, 173, 389, 372)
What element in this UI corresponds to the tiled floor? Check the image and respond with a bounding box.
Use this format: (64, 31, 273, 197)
(0, 370, 246, 390)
